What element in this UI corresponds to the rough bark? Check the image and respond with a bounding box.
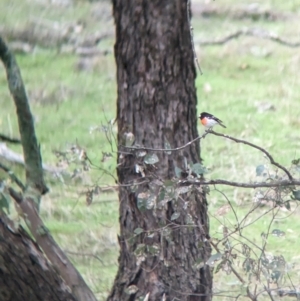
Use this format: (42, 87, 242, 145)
(109, 1, 212, 301)
(0, 214, 76, 301)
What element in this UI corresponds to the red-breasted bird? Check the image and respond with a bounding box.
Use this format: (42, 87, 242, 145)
(199, 112, 226, 129)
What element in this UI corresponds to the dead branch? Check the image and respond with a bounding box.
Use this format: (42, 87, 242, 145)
(0, 143, 65, 174)
(120, 131, 209, 152)
(0, 133, 21, 144)
(0, 23, 113, 53)
(278, 289, 300, 297)
(209, 130, 293, 181)
(193, 178, 299, 189)
(65, 250, 104, 265)
(197, 28, 300, 48)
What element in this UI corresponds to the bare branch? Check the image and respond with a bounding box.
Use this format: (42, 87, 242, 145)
(198, 28, 300, 48)
(194, 178, 299, 188)
(65, 250, 104, 265)
(209, 130, 294, 181)
(199, 30, 245, 46)
(0, 37, 48, 195)
(214, 186, 241, 235)
(120, 131, 209, 152)
(0, 133, 21, 144)
(278, 289, 300, 297)
(0, 142, 65, 174)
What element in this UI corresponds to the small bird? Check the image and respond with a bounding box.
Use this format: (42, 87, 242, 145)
(199, 112, 226, 129)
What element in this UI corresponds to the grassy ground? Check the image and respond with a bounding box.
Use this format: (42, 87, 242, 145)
(1, 0, 300, 300)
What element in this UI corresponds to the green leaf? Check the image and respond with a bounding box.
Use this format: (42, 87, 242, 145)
(271, 270, 282, 282)
(292, 190, 300, 200)
(193, 257, 205, 269)
(125, 132, 135, 147)
(125, 285, 139, 295)
(162, 227, 172, 242)
(175, 166, 182, 178)
(164, 140, 172, 155)
(146, 194, 156, 210)
(294, 165, 300, 174)
(144, 153, 159, 165)
(137, 192, 149, 211)
(215, 259, 226, 274)
(284, 201, 291, 210)
(134, 228, 144, 235)
(0, 193, 10, 214)
(164, 180, 174, 187)
(206, 253, 223, 266)
(147, 244, 160, 255)
(158, 188, 165, 202)
(271, 229, 285, 237)
(171, 212, 180, 221)
(185, 213, 194, 225)
(176, 185, 192, 195)
(256, 164, 265, 176)
(134, 243, 146, 256)
(242, 258, 255, 273)
(191, 163, 206, 175)
(137, 150, 147, 157)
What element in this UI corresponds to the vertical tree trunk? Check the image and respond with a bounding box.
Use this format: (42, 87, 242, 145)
(109, 1, 212, 300)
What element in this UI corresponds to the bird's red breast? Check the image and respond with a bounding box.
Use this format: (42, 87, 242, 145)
(200, 117, 208, 126)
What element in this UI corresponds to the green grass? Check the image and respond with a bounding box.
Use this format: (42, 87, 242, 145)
(1, 0, 300, 300)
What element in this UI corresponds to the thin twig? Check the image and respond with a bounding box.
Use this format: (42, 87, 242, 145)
(209, 130, 294, 181)
(214, 186, 240, 235)
(216, 205, 274, 248)
(64, 250, 104, 265)
(120, 131, 208, 152)
(230, 264, 246, 284)
(264, 285, 276, 301)
(187, 0, 203, 75)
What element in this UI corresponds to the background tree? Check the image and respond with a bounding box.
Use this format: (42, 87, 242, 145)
(108, 1, 212, 300)
(0, 37, 97, 301)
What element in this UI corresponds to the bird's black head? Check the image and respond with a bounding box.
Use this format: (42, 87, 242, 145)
(199, 112, 210, 119)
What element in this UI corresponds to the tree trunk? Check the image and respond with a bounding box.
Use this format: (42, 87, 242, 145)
(0, 214, 76, 301)
(109, 1, 212, 301)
